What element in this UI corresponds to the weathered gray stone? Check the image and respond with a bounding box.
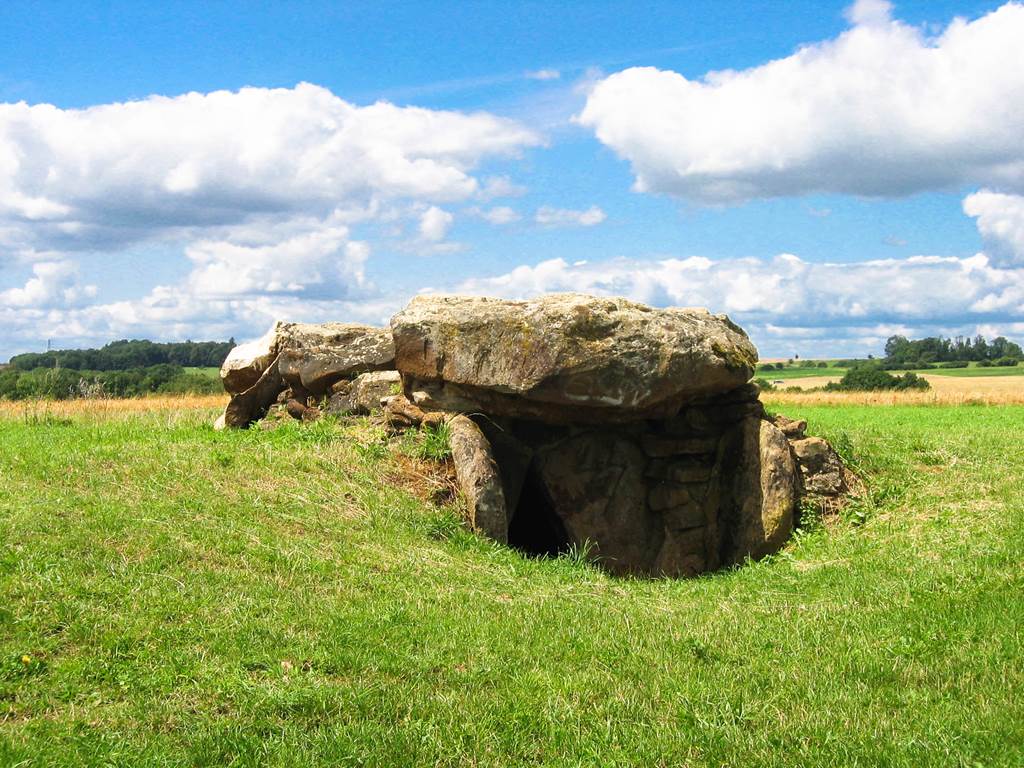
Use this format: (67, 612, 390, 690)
(275, 324, 394, 394)
(641, 434, 720, 458)
(724, 417, 799, 563)
(652, 527, 706, 577)
(665, 461, 714, 483)
(331, 370, 403, 415)
(791, 436, 848, 497)
(449, 415, 509, 543)
(221, 353, 285, 428)
(217, 321, 396, 426)
(391, 293, 757, 423)
(662, 503, 706, 531)
(383, 394, 426, 431)
(220, 323, 281, 394)
(285, 399, 307, 420)
(648, 482, 692, 512)
(533, 432, 658, 575)
(773, 414, 808, 439)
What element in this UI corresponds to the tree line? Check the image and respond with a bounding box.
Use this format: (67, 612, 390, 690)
(884, 334, 1022, 367)
(7, 338, 235, 372)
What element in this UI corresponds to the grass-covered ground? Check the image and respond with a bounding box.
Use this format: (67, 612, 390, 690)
(1, 401, 1022, 766)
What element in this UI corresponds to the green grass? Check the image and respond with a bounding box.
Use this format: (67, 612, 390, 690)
(1, 404, 1023, 766)
(757, 366, 843, 379)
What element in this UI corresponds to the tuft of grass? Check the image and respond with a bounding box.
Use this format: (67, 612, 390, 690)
(409, 420, 453, 461)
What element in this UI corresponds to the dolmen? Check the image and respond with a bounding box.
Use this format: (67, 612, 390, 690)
(216, 293, 851, 577)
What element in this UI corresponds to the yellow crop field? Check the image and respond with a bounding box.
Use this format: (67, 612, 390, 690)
(0, 393, 227, 422)
(769, 373, 1024, 405)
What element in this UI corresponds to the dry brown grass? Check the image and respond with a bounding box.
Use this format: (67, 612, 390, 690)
(770, 372, 1024, 404)
(0, 393, 227, 421)
(767, 385, 1024, 406)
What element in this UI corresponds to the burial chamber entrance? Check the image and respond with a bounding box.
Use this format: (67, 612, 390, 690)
(446, 387, 843, 578)
(506, 463, 571, 558)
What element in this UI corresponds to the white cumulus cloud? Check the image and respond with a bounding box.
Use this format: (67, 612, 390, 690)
(418, 206, 454, 241)
(0, 83, 537, 257)
(964, 190, 1024, 266)
(577, 2, 1024, 203)
(468, 206, 521, 225)
(534, 205, 606, 227)
(0, 260, 96, 308)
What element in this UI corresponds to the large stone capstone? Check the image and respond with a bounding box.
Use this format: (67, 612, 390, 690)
(391, 293, 758, 424)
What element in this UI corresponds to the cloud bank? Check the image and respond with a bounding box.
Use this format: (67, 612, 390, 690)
(578, 1, 1024, 203)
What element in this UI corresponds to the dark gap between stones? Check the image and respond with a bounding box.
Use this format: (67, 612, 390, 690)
(507, 462, 570, 558)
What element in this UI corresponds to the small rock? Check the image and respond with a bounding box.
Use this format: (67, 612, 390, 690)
(421, 411, 449, 429)
(773, 414, 807, 439)
(384, 394, 426, 431)
(790, 437, 847, 496)
(346, 370, 402, 415)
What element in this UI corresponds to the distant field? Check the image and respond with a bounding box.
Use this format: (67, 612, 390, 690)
(771, 373, 1024, 402)
(185, 366, 221, 379)
(760, 361, 1024, 380)
(755, 366, 842, 380)
(1, 399, 1022, 765)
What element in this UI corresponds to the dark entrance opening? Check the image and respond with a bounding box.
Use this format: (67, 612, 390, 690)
(507, 464, 570, 557)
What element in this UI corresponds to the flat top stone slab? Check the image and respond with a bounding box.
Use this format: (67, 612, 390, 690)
(391, 293, 757, 420)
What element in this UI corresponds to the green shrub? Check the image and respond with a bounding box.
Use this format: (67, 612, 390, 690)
(995, 357, 1019, 367)
(826, 364, 930, 392)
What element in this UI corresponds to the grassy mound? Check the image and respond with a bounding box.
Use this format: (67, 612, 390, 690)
(1, 403, 1022, 766)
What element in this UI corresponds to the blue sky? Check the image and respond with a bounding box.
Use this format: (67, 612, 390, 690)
(2, 0, 1023, 360)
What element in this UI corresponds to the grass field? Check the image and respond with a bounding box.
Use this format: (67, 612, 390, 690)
(184, 367, 221, 379)
(2, 399, 1023, 766)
